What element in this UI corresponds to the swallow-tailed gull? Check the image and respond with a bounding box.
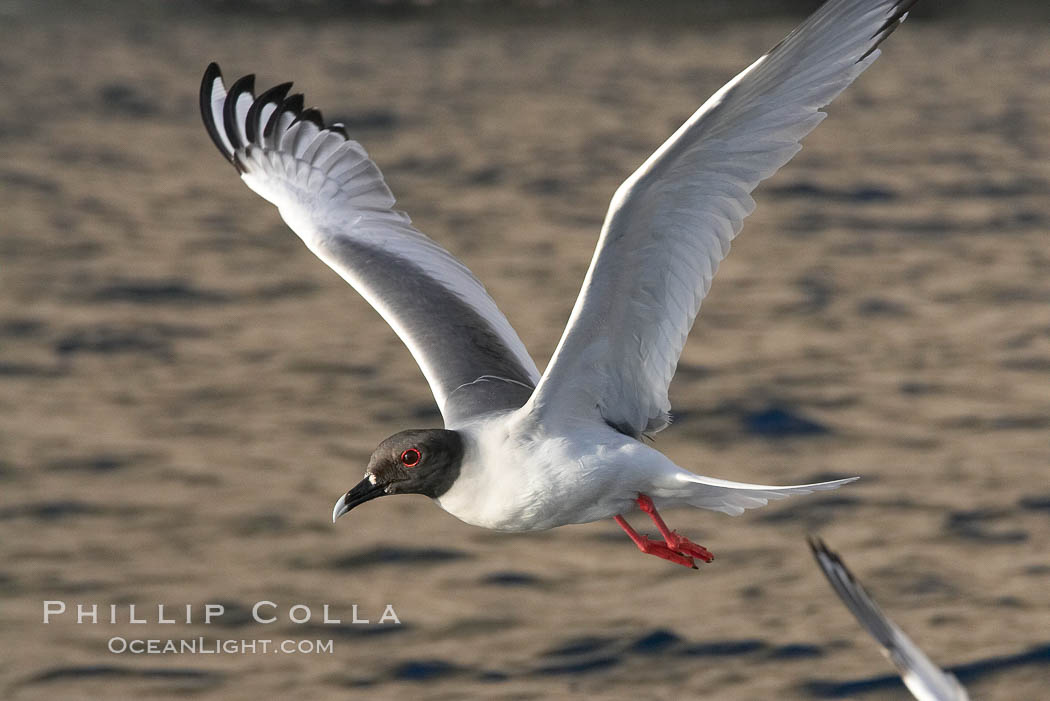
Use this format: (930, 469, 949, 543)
(809, 538, 970, 700)
(200, 0, 915, 568)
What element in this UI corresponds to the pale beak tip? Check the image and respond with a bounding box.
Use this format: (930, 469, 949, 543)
(332, 493, 349, 524)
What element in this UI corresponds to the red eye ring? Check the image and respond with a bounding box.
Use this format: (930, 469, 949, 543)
(400, 448, 422, 467)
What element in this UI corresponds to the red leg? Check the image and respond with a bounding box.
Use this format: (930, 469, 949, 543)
(614, 515, 697, 569)
(636, 494, 714, 563)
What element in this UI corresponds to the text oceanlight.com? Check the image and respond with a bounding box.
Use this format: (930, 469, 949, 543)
(108, 637, 334, 655)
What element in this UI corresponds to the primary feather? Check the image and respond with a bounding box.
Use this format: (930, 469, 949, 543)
(809, 538, 970, 701)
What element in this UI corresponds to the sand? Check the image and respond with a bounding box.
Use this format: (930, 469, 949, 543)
(2, 4, 1049, 699)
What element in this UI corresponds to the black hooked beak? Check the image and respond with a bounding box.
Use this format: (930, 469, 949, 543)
(332, 477, 387, 523)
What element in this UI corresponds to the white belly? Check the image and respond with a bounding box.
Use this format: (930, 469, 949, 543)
(433, 414, 660, 531)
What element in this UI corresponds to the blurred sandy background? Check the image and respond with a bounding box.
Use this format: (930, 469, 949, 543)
(2, 1, 1049, 699)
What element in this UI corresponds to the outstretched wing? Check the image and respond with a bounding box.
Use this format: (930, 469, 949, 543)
(809, 538, 971, 701)
(526, 0, 916, 438)
(200, 64, 540, 426)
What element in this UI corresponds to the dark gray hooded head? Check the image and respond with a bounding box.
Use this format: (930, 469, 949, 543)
(332, 429, 464, 522)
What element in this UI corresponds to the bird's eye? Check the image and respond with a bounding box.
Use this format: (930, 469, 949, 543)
(400, 448, 421, 467)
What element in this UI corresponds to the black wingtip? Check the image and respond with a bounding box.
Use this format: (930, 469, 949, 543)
(859, 0, 921, 62)
(808, 537, 858, 594)
(222, 74, 256, 151)
(245, 81, 293, 145)
(202, 62, 222, 85)
(293, 107, 325, 130)
(284, 93, 304, 115)
(203, 68, 353, 162)
(200, 62, 234, 163)
(263, 93, 304, 142)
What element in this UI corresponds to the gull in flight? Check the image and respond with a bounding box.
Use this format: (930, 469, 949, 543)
(200, 0, 915, 568)
(809, 538, 970, 700)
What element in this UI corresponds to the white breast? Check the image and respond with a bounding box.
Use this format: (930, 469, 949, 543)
(434, 412, 652, 531)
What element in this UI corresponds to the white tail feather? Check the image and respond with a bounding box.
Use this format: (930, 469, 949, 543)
(675, 474, 857, 516)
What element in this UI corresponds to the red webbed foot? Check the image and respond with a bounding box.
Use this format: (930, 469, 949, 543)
(633, 533, 698, 569)
(614, 513, 709, 569)
(613, 494, 715, 568)
(664, 532, 714, 563)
